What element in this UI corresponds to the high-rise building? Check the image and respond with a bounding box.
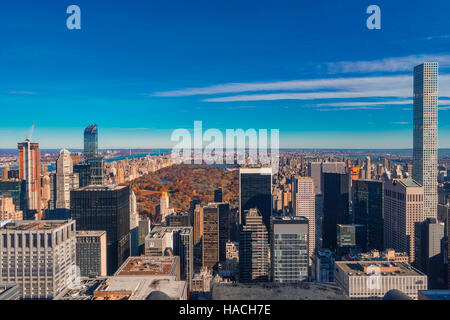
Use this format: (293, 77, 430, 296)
(214, 188, 223, 203)
(413, 62, 438, 220)
(76, 231, 107, 277)
(307, 162, 322, 195)
(239, 168, 272, 231)
(239, 208, 269, 282)
(73, 163, 91, 188)
(365, 156, 371, 180)
(86, 157, 104, 186)
(352, 179, 384, 251)
(145, 226, 193, 289)
(293, 176, 315, 264)
(384, 179, 424, 263)
(202, 204, 220, 270)
(129, 190, 139, 256)
(0, 180, 26, 212)
(0, 220, 77, 299)
(336, 224, 365, 259)
(17, 140, 41, 219)
(160, 191, 171, 222)
(270, 216, 309, 283)
(0, 197, 22, 220)
(414, 218, 445, 289)
(322, 172, 349, 250)
(55, 149, 78, 210)
(84, 124, 98, 160)
(71, 185, 131, 275)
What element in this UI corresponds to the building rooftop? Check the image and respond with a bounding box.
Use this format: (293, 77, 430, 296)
(212, 282, 347, 300)
(94, 276, 186, 300)
(239, 167, 272, 175)
(335, 261, 425, 277)
(0, 220, 71, 231)
(75, 185, 126, 191)
(395, 179, 422, 188)
(84, 124, 98, 134)
(114, 256, 179, 276)
(148, 226, 192, 239)
(76, 230, 106, 237)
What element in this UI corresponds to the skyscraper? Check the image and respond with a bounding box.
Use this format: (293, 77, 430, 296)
(414, 218, 445, 289)
(214, 188, 223, 203)
(384, 179, 424, 263)
(84, 124, 98, 160)
(55, 149, 78, 210)
(270, 216, 309, 283)
(239, 168, 272, 231)
(413, 62, 438, 220)
(365, 156, 371, 180)
(71, 185, 131, 275)
(293, 176, 315, 264)
(83, 125, 104, 185)
(202, 204, 219, 270)
(17, 140, 41, 219)
(239, 208, 269, 282)
(322, 172, 349, 251)
(76, 230, 107, 277)
(352, 179, 384, 251)
(0, 220, 77, 299)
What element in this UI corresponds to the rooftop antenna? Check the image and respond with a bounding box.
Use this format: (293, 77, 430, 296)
(25, 123, 36, 142)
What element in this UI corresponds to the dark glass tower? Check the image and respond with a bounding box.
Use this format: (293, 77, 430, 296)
(239, 168, 272, 231)
(322, 172, 349, 251)
(83, 124, 98, 160)
(352, 179, 384, 251)
(214, 188, 223, 203)
(70, 185, 130, 275)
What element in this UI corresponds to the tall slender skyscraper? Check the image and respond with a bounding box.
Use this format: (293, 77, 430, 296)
(84, 124, 98, 160)
(293, 176, 315, 264)
(17, 140, 41, 219)
(413, 62, 438, 220)
(55, 149, 78, 210)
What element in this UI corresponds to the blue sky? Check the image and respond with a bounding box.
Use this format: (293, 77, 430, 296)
(1, 0, 450, 149)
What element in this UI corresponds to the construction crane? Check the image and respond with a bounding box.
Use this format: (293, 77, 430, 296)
(25, 123, 36, 141)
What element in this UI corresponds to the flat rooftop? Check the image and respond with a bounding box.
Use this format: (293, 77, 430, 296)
(335, 261, 424, 277)
(397, 179, 422, 188)
(212, 282, 347, 300)
(0, 220, 70, 231)
(76, 230, 106, 237)
(75, 185, 126, 191)
(148, 226, 192, 239)
(114, 256, 178, 276)
(94, 276, 186, 300)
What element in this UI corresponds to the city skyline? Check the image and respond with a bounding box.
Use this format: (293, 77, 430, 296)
(2, 1, 450, 149)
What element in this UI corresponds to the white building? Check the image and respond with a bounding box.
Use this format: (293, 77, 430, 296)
(335, 261, 427, 300)
(413, 62, 438, 220)
(0, 219, 77, 299)
(55, 149, 78, 210)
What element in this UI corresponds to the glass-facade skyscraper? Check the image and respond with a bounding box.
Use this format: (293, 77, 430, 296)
(270, 216, 309, 283)
(239, 168, 272, 231)
(413, 62, 438, 220)
(70, 185, 131, 275)
(322, 172, 349, 251)
(83, 124, 98, 160)
(352, 179, 384, 251)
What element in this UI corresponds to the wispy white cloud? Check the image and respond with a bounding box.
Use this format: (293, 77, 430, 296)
(327, 54, 450, 74)
(316, 100, 412, 107)
(7, 90, 37, 95)
(391, 121, 409, 125)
